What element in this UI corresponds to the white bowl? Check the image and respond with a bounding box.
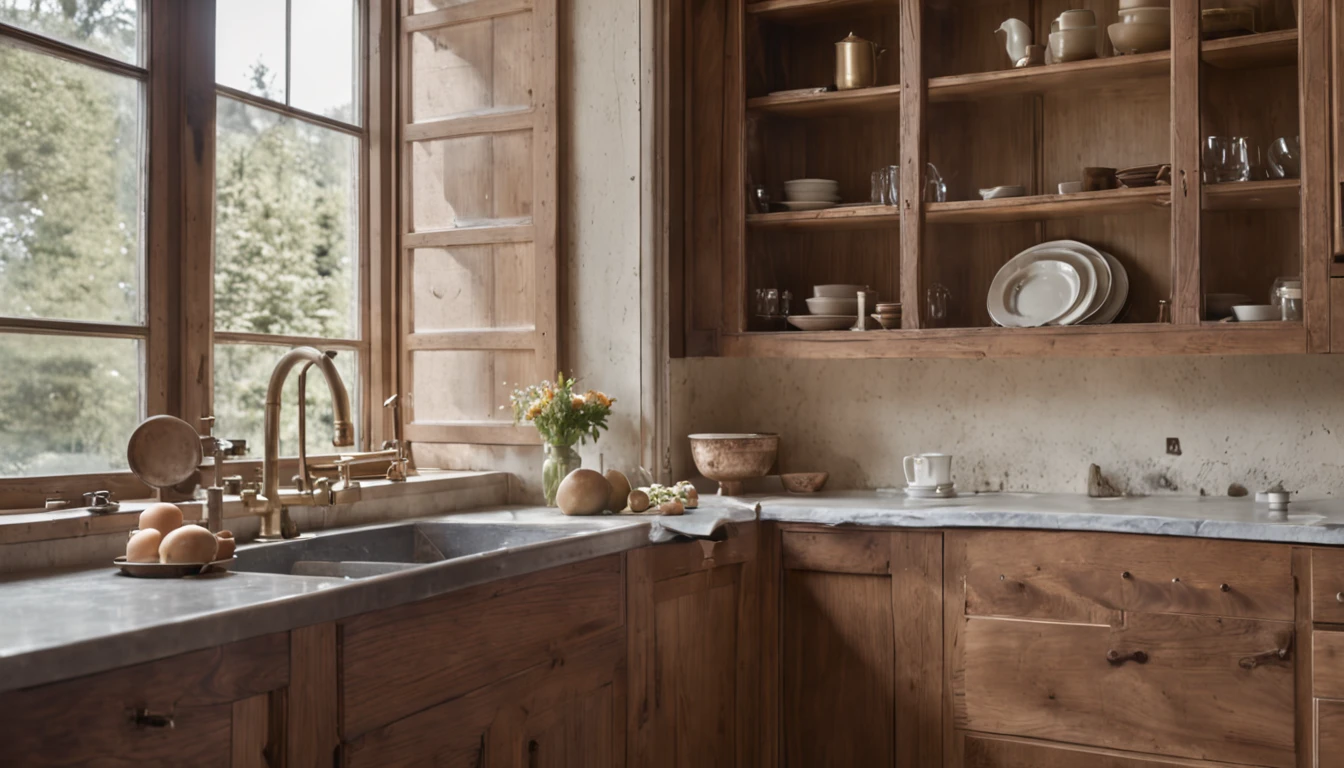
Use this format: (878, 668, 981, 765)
(1117, 7, 1171, 25)
(806, 297, 860, 315)
(1233, 304, 1279, 322)
(785, 178, 839, 188)
(813, 284, 868, 298)
(783, 179, 839, 198)
(1206, 293, 1251, 320)
(1058, 181, 1084, 194)
(979, 185, 1026, 200)
(779, 201, 838, 211)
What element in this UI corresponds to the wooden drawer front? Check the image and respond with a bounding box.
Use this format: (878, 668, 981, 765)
(1315, 630, 1344, 697)
(954, 613, 1295, 767)
(0, 633, 288, 768)
(1312, 549, 1344, 623)
(341, 555, 624, 738)
(1319, 699, 1344, 768)
(962, 732, 1253, 767)
(953, 531, 1292, 623)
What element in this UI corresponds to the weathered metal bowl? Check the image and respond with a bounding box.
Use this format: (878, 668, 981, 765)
(688, 433, 779, 496)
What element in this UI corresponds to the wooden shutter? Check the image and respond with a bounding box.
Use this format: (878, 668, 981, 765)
(398, 0, 557, 446)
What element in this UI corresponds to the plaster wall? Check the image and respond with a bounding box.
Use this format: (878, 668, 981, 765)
(670, 355, 1344, 498)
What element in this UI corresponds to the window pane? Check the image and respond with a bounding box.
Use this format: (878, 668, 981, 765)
(411, 131, 532, 231)
(215, 0, 286, 102)
(0, 333, 141, 477)
(410, 13, 532, 123)
(0, 0, 142, 65)
(214, 343, 359, 458)
(291, 0, 358, 124)
(0, 43, 145, 324)
(215, 96, 359, 339)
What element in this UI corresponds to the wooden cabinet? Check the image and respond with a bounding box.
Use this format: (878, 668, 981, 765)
(626, 524, 760, 768)
(766, 526, 942, 768)
(671, 0, 1335, 359)
(0, 633, 290, 768)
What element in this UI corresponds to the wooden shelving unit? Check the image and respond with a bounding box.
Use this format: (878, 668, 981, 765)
(673, 0, 1332, 359)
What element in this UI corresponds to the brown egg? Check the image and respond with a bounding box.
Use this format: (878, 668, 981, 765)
(214, 533, 236, 560)
(125, 528, 162, 563)
(159, 524, 218, 564)
(604, 470, 631, 513)
(138, 503, 184, 535)
(626, 489, 650, 513)
(555, 469, 610, 516)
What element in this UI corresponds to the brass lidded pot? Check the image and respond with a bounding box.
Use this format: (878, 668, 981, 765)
(835, 32, 882, 91)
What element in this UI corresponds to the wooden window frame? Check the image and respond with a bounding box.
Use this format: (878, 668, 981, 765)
(0, 0, 398, 512)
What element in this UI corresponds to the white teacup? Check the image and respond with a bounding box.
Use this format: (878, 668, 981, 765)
(904, 453, 953, 488)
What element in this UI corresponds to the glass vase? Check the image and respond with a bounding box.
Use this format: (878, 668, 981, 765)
(542, 443, 581, 506)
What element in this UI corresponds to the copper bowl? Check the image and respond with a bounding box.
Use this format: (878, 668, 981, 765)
(781, 472, 829, 493)
(688, 433, 779, 496)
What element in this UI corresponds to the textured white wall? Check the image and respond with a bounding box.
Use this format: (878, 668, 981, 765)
(670, 355, 1344, 498)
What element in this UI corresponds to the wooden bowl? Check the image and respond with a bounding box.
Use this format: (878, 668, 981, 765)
(688, 433, 779, 496)
(781, 472, 829, 494)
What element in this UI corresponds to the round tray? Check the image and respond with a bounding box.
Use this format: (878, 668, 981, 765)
(113, 557, 236, 579)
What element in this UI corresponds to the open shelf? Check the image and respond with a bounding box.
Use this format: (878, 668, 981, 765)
(744, 0, 889, 23)
(928, 50, 1169, 103)
(748, 84, 901, 118)
(1203, 179, 1300, 211)
(926, 187, 1170, 225)
(1202, 29, 1299, 70)
(748, 204, 899, 231)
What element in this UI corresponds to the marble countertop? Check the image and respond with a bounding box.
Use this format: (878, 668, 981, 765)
(757, 490, 1344, 545)
(0, 503, 756, 693)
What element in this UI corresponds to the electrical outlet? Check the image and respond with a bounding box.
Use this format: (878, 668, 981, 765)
(1166, 438, 1182, 456)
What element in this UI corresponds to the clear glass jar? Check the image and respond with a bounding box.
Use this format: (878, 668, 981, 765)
(541, 443, 581, 506)
(1278, 286, 1303, 321)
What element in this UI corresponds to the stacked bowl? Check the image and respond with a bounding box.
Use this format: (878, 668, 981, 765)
(782, 179, 839, 212)
(789, 284, 866, 331)
(1108, 1, 1171, 54)
(871, 303, 902, 330)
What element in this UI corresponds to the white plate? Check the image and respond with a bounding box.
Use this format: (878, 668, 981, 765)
(1082, 250, 1129, 324)
(1015, 240, 1112, 324)
(906, 484, 958, 499)
(788, 315, 855, 331)
(992, 260, 1082, 328)
(805, 297, 859, 315)
(988, 246, 1096, 327)
(780, 201, 838, 212)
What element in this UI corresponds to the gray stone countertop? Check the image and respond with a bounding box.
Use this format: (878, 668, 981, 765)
(756, 490, 1344, 544)
(0, 503, 756, 694)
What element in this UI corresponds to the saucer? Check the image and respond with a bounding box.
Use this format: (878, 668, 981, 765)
(906, 483, 957, 499)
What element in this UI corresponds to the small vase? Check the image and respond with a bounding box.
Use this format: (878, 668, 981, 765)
(542, 443, 581, 506)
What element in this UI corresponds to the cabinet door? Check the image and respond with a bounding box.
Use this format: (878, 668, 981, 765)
(627, 525, 759, 768)
(774, 528, 942, 768)
(520, 683, 618, 768)
(1319, 699, 1344, 768)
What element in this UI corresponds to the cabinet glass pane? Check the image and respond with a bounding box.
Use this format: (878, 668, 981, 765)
(0, 334, 141, 477)
(216, 0, 287, 101)
(0, 43, 145, 325)
(411, 131, 532, 231)
(214, 343, 359, 458)
(291, 0, 359, 124)
(215, 95, 359, 339)
(410, 13, 532, 123)
(0, 0, 142, 65)
(411, 350, 533, 422)
(411, 245, 534, 332)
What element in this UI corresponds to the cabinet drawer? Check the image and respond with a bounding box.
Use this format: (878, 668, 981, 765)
(953, 612, 1296, 767)
(962, 731, 1249, 768)
(1315, 631, 1344, 697)
(1319, 699, 1344, 768)
(340, 555, 624, 738)
(952, 530, 1292, 623)
(0, 633, 288, 768)
(1313, 549, 1344, 623)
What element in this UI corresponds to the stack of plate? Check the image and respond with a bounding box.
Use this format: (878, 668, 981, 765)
(987, 240, 1130, 328)
(789, 284, 865, 331)
(782, 179, 839, 212)
(1117, 163, 1170, 188)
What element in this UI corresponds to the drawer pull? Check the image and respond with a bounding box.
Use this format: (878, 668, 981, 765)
(1221, 583, 1231, 592)
(129, 709, 174, 729)
(1336, 591, 1344, 603)
(1239, 646, 1291, 670)
(1121, 571, 1132, 580)
(1106, 649, 1149, 667)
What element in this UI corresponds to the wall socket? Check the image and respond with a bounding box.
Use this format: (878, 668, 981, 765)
(1166, 438, 1182, 456)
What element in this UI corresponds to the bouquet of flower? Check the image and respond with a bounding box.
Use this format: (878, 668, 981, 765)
(509, 373, 615, 447)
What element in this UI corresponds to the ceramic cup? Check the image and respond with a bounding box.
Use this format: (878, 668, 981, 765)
(904, 453, 953, 488)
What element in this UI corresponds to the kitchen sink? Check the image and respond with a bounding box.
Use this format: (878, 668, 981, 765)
(232, 520, 616, 579)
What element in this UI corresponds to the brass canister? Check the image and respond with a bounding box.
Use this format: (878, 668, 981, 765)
(835, 32, 882, 91)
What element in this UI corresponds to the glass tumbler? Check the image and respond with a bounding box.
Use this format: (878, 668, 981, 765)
(925, 283, 950, 327)
(1203, 136, 1252, 183)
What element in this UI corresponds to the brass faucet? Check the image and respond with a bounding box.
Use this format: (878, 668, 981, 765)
(241, 347, 355, 540)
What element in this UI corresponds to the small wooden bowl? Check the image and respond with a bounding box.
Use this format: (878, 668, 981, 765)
(781, 472, 829, 493)
(871, 313, 902, 330)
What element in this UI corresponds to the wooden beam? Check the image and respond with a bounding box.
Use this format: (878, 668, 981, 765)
(180, 0, 217, 428)
(1170, 1, 1201, 325)
(898, 0, 925, 329)
(1301, 0, 1331, 352)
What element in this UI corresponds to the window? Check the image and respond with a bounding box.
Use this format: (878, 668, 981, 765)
(0, 1, 149, 477)
(213, 0, 365, 456)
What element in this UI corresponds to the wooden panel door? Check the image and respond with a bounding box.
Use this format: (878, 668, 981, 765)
(627, 525, 759, 768)
(774, 527, 942, 768)
(1319, 699, 1344, 768)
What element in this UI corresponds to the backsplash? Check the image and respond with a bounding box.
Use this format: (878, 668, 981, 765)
(671, 354, 1344, 498)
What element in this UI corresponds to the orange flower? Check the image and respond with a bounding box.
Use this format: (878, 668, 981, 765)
(571, 395, 585, 410)
(585, 390, 613, 409)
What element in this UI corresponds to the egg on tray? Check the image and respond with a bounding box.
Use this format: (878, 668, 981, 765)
(160, 524, 219, 564)
(138, 502, 183, 535)
(125, 529, 163, 563)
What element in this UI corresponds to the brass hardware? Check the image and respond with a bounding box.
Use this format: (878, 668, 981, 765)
(130, 708, 174, 729)
(1106, 649, 1149, 667)
(82, 490, 119, 514)
(240, 347, 354, 540)
(835, 32, 884, 91)
(1336, 591, 1344, 603)
(1121, 571, 1132, 580)
(1220, 583, 1231, 592)
(384, 394, 410, 482)
(1172, 577, 1180, 583)
(1239, 645, 1291, 670)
